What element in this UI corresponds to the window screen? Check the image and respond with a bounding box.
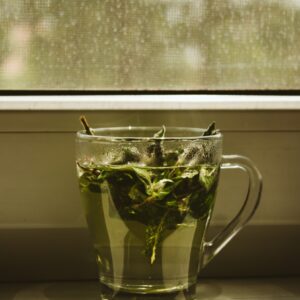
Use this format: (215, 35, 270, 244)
(0, 0, 299, 90)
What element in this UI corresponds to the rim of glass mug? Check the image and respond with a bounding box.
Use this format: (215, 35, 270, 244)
(76, 126, 223, 142)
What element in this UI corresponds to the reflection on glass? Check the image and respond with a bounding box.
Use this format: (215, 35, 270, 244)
(0, 0, 299, 90)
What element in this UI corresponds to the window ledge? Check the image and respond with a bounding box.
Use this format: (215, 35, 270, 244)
(0, 278, 299, 299)
(0, 95, 300, 110)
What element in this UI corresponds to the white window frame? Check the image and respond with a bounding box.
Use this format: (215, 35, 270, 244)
(0, 95, 300, 110)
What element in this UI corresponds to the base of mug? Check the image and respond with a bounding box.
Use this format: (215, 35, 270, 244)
(100, 275, 197, 295)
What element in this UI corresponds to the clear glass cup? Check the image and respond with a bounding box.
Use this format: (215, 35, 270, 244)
(75, 127, 262, 295)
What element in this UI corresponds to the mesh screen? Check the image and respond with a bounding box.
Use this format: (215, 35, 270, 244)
(0, 0, 299, 90)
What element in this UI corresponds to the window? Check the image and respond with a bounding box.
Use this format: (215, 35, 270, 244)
(0, 0, 300, 90)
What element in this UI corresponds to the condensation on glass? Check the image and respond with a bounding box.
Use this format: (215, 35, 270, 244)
(0, 0, 299, 90)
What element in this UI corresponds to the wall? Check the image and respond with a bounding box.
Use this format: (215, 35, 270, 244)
(0, 110, 299, 281)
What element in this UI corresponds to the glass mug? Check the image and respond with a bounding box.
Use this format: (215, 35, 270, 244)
(76, 127, 262, 295)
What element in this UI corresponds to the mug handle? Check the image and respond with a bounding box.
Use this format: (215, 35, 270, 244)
(201, 155, 263, 268)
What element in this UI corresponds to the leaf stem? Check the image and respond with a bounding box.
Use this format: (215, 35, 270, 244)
(151, 210, 169, 264)
(80, 115, 94, 135)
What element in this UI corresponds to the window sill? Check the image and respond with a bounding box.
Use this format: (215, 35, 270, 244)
(1, 278, 299, 299)
(0, 95, 300, 110)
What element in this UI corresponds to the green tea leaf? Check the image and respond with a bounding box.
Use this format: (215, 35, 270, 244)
(151, 178, 175, 200)
(178, 196, 190, 214)
(203, 122, 217, 136)
(180, 169, 199, 179)
(176, 145, 204, 166)
(128, 183, 147, 202)
(164, 150, 181, 166)
(111, 146, 141, 164)
(153, 125, 166, 138)
(146, 126, 166, 166)
(132, 167, 152, 186)
(199, 166, 218, 191)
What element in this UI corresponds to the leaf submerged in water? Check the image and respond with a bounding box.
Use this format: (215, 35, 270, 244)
(78, 119, 220, 264)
